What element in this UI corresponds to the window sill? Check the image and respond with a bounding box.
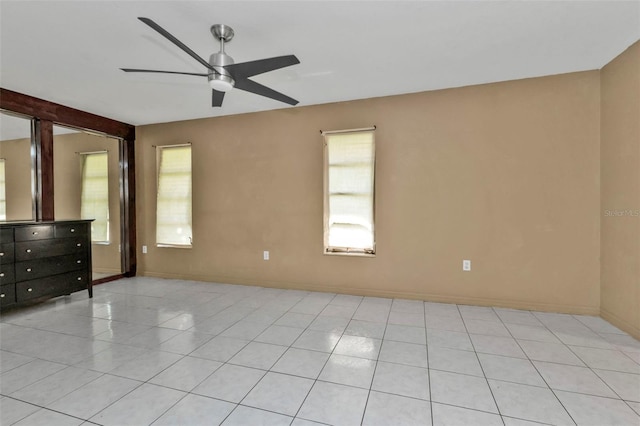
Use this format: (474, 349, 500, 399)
(156, 244, 192, 249)
(92, 241, 110, 246)
(324, 250, 375, 258)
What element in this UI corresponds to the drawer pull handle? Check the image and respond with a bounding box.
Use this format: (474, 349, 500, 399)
(27, 288, 33, 292)
(0, 273, 4, 277)
(0, 294, 4, 298)
(26, 249, 32, 253)
(0, 252, 4, 256)
(26, 268, 32, 272)
(76, 260, 82, 264)
(32, 231, 38, 235)
(71, 229, 75, 232)
(76, 243, 82, 247)
(77, 277, 82, 281)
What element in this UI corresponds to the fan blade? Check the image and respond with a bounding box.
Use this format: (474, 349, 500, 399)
(121, 68, 208, 77)
(138, 17, 214, 71)
(234, 77, 298, 105)
(212, 89, 225, 107)
(225, 55, 300, 78)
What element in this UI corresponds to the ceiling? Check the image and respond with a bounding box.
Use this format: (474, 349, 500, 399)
(1, 1, 639, 129)
(0, 112, 82, 141)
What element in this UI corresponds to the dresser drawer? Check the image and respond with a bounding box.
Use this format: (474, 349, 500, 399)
(0, 243, 15, 264)
(15, 238, 87, 262)
(15, 253, 87, 282)
(0, 228, 14, 243)
(15, 225, 54, 242)
(0, 265, 15, 284)
(0, 283, 16, 307)
(55, 223, 89, 239)
(17, 270, 88, 302)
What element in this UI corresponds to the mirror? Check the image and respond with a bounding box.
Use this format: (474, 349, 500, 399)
(53, 125, 124, 280)
(0, 111, 35, 221)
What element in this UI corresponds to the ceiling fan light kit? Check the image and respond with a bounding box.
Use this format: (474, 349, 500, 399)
(208, 24, 235, 92)
(121, 18, 300, 107)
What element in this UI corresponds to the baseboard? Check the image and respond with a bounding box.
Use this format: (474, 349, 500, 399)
(93, 267, 122, 274)
(600, 308, 640, 340)
(139, 271, 600, 316)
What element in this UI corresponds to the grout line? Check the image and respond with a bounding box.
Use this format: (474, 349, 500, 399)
(225, 403, 296, 423)
(424, 302, 435, 426)
(287, 292, 360, 422)
(561, 342, 640, 403)
(459, 305, 506, 426)
(4, 279, 640, 425)
(432, 399, 557, 426)
(0, 394, 94, 425)
(206, 295, 322, 425)
(497, 307, 579, 426)
(358, 296, 393, 426)
(147, 389, 190, 425)
(221, 291, 350, 424)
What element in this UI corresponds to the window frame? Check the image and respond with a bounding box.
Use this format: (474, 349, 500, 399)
(155, 143, 193, 248)
(322, 128, 376, 257)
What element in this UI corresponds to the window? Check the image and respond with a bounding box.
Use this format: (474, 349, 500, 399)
(80, 152, 109, 242)
(156, 145, 192, 247)
(323, 129, 376, 254)
(0, 159, 5, 221)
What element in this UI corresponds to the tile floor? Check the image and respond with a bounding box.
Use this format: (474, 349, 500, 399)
(1, 277, 639, 426)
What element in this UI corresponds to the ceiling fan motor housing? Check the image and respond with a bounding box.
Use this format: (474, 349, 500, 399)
(208, 52, 235, 91)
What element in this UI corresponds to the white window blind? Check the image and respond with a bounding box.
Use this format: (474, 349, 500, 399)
(0, 159, 6, 221)
(324, 129, 375, 254)
(80, 152, 109, 242)
(156, 145, 192, 246)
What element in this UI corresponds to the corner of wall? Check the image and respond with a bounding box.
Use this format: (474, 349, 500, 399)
(598, 40, 640, 340)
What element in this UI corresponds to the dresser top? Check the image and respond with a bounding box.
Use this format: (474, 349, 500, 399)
(0, 219, 94, 228)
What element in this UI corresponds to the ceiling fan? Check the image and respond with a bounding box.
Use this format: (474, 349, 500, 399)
(121, 17, 300, 107)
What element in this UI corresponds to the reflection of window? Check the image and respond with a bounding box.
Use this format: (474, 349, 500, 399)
(323, 129, 376, 255)
(0, 159, 5, 221)
(80, 152, 109, 242)
(156, 145, 192, 247)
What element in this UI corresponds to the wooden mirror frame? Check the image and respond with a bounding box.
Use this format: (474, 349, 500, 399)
(0, 88, 137, 280)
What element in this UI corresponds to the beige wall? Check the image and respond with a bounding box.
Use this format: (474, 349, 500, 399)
(0, 137, 33, 221)
(136, 70, 601, 314)
(600, 41, 640, 338)
(54, 132, 122, 275)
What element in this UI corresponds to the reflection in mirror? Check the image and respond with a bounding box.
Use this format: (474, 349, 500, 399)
(53, 125, 123, 280)
(0, 111, 35, 221)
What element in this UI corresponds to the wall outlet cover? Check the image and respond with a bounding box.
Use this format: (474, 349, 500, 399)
(463, 259, 471, 271)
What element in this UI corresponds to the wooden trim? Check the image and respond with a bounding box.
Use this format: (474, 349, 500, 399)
(92, 274, 126, 286)
(1, 87, 137, 280)
(121, 135, 137, 276)
(0, 88, 133, 139)
(35, 120, 55, 220)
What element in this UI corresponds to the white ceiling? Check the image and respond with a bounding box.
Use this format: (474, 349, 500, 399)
(0, 112, 82, 140)
(1, 1, 639, 128)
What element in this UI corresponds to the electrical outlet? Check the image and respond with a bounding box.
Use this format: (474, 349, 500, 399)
(263, 250, 269, 261)
(463, 259, 471, 271)
(142, 245, 147, 254)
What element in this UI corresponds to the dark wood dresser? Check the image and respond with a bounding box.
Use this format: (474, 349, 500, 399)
(0, 220, 93, 309)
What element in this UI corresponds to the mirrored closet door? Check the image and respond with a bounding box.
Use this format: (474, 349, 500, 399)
(53, 125, 124, 280)
(0, 111, 36, 221)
